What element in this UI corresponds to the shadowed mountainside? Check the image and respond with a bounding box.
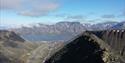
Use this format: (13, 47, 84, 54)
(45, 30, 125, 63)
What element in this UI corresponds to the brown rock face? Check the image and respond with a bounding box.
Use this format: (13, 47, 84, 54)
(45, 30, 125, 63)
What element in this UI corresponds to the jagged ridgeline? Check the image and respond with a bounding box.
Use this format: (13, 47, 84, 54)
(45, 30, 125, 63)
(90, 30, 125, 57)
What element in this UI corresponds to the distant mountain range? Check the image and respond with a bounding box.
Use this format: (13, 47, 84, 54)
(8, 21, 125, 41)
(11, 21, 122, 34)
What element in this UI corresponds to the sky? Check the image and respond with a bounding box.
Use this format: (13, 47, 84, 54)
(0, 0, 125, 26)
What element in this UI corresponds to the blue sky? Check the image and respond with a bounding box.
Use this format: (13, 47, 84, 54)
(0, 0, 125, 26)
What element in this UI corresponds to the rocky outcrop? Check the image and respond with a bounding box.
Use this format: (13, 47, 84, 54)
(45, 31, 125, 63)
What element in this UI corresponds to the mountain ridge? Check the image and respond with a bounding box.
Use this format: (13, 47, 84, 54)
(9, 21, 125, 41)
(11, 21, 121, 35)
(44, 30, 125, 63)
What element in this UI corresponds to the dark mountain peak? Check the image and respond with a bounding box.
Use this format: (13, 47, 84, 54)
(0, 30, 25, 42)
(45, 31, 124, 63)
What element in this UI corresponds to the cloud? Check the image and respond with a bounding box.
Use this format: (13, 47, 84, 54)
(66, 15, 86, 20)
(0, 0, 59, 17)
(101, 14, 116, 18)
(123, 10, 125, 16)
(55, 14, 67, 17)
(0, 0, 21, 9)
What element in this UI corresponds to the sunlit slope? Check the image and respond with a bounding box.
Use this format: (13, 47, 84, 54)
(0, 30, 39, 63)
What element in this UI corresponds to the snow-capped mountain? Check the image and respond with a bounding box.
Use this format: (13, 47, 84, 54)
(110, 21, 125, 29)
(10, 21, 120, 35)
(1, 21, 123, 41)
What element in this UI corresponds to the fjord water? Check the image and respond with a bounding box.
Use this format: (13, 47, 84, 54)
(21, 33, 74, 41)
